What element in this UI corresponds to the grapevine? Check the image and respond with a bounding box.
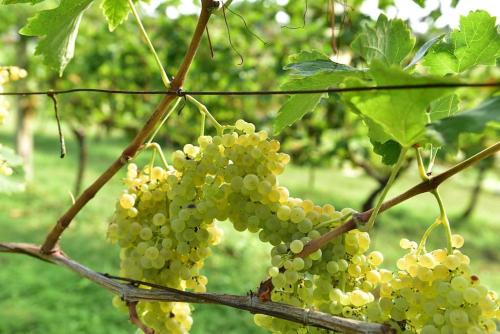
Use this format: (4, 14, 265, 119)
(0, 1, 498, 334)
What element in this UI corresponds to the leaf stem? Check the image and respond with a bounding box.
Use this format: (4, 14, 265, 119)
(128, 0, 170, 88)
(365, 147, 408, 230)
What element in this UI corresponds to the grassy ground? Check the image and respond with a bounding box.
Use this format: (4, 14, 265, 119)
(0, 127, 499, 334)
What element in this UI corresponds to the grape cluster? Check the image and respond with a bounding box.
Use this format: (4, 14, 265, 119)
(366, 235, 500, 334)
(0, 66, 27, 176)
(108, 119, 499, 334)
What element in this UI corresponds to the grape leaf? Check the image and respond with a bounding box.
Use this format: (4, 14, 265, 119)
(428, 94, 460, 122)
(372, 140, 402, 165)
(101, 0, 130, 32)
(404, 34, 444, 70)
(344, 62, 455, 147)
(351, 14, 416, 66)
(20, 0, 94, 75)
(0, 0, 46, 4)
(428, 96, 500, 145)
(287, 50, 330, 64)
(274, 52, 364, 134)
(273, 94, 324, 135)
(423, 11, 500, 75)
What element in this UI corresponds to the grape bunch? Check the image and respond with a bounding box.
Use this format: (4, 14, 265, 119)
(108, 119, 499, 334)
(366, 235, 499, 334)
(108, 119, 385, 333)
(0, 66, 27, 176)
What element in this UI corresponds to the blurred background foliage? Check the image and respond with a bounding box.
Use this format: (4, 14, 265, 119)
(0, 0, 498, 333)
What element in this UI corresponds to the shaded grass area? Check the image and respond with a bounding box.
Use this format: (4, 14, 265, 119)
(0, 130, 499, 334)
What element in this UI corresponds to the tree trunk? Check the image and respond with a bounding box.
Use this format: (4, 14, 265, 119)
(460, 164, 487, 220)
(72, 127, 87, 196)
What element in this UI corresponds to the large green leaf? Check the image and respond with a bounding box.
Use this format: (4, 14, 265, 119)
(428, 96, 500, 145)
(273, 94, 324, 135)
(423, 11, 500, 75)
(101, 0, 130, 32)
(345, 62, 455, 147)
(351, 14, 416, 66)
(20, 0, 94, 75)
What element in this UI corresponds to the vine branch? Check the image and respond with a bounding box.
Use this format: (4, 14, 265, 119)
(298, 141, 500, 257)
(0, 242, 392, 334)
(40, 0, 218, 254)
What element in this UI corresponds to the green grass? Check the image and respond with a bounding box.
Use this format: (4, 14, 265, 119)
(0, 128, 499, 334)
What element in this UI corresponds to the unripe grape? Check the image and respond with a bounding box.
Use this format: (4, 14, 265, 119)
(368, 251, 384, 266)
(119, 193, 135, 209)
(290, 207, 305, 223)
(452, 234, 465, 248)
(290, 240, 304, 254)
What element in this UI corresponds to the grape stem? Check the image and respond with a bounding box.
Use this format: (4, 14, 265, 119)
(141, 143, 169, 170)
(186, 95, 223, 134)
(365, 147, 409, 230)
(40, 0, 219, 254)
(416, 218, 440, 255)
(431, 189, 453, 253)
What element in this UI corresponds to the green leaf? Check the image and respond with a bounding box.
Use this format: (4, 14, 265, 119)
(372, 140, 402, 165)
(351, 14, 416, 66)
(428, 94, 460, 122)
(0, 0, 46, 4)
(282, 70, 363, 90)
(423, 10, 500, 75)
(287, 50, 330, 64)
(274, 53, 364, 134)
(344, 62, 455, 147)
(101, 0, 130, 32)
(273, 94, 324, 135)
(20, 0, 94, 75)
(428, 96, 500, 145)
(404, 34, 444, 70)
